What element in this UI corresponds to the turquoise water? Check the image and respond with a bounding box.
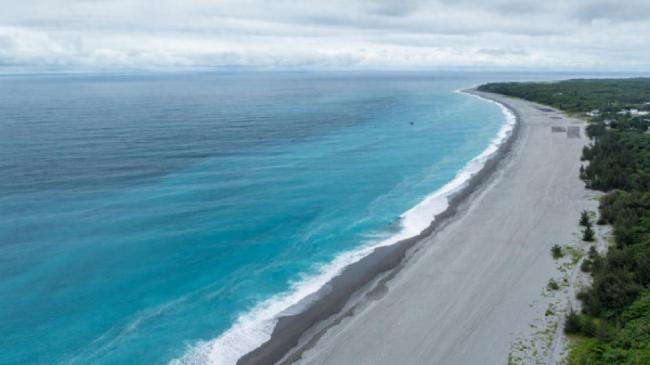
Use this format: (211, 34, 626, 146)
(1, 72, 508, 364)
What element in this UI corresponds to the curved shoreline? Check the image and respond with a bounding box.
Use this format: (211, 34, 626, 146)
(235, 89, 522, 365)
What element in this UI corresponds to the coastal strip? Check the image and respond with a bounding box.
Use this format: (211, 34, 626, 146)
(235, 89, 523, 365)
(292, 90, 592, 365)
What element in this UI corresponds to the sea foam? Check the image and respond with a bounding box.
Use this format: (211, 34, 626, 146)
(171, 91, 517, 365)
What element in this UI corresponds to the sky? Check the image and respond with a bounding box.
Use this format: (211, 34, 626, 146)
(1, 0, 650, 71)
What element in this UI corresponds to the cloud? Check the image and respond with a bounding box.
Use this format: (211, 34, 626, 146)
(0, 0, 649, 70)
(478, 48, 529, 57)
(569, 0, 650, 23)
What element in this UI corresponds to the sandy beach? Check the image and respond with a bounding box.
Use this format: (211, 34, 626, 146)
(239, 90, 595, 365)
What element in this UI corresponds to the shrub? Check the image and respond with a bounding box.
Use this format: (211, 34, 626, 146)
(565, 309, 581, 334)
(580, 210, 591, 227)
(583, 226, 596, 242)
(596, 320, 612, 341)
(582, 270, 643, 317)
(551, 244, 564, 259)
(547, 279, 560, 291)
(581, 315, 597, 337)
(576, 289, 590, 303)
(580, 259, 592, 273)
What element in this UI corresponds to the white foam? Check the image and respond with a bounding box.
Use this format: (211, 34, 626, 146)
(170, 90, 517, 365)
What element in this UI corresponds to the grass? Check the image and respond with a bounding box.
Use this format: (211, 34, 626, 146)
(565, 335, 598, 365)
(565, 245, 585, 264)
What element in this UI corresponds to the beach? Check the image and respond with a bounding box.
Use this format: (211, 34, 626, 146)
(2, 0, 646, 362)
(239, 90, 595, 364)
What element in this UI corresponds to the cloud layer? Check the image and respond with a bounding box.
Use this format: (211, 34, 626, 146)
(1, 0, 649, 70)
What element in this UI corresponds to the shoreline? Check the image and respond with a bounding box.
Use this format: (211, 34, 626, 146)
(235, 89, 522, 365)
(293, 89, 592, 365)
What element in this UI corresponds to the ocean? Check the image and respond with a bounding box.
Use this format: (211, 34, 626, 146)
(1, 71, 517, 364)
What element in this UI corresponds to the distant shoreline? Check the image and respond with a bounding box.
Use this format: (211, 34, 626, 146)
(236, 88, 522, 365)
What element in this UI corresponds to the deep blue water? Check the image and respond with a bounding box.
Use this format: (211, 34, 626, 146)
(1, 72, 525, 364)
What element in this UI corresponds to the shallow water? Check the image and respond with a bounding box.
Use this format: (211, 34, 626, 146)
(0, 71, 543, 364)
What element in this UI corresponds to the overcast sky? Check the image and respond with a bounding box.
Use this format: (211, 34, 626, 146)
(1, 0, 649, 70)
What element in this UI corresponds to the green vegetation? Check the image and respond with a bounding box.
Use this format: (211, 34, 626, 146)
(582, 225, 595, 242)
(566, 291, 650, 365)
(564, 309, 579, 334)
(479, 78, 650, 116)
(579, 210, 591, 227)
(580, 192, 650, 318)
(547, 278, 560, 291)
(479, 79, 650, 364)
(551, 244, 564, 259)
(581, 130, 650, 191)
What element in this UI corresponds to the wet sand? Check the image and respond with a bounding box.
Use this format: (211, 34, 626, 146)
(239, 90, 592, 365)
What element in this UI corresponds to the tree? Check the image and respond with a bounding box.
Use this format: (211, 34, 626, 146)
(565, 309, 581, 334)
(583, 226, 596, 242)
(580, 210, 591, 227)
(551, 244, 564, 259)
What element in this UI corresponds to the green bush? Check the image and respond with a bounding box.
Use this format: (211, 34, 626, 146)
(580, 210, 591, 227)
(583, 226, 596, 242)
(596, 320, 612, 342)
(551, 244, 564, 259)
(565, 309, 581, 334)
(581, 270, 642, 318)
(566, 290, 650, 364)
(581, 315, 597, 337)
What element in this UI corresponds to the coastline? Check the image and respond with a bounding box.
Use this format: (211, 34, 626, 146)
(234, 89, 523, 365)
(292, 90, 593, 365)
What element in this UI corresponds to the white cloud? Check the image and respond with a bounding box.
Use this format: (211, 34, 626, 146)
(0, 0, 649, 70)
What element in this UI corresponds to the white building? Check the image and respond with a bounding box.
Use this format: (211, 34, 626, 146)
(618, 108, 650, 116)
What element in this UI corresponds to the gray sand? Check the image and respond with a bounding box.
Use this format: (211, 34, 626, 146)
(292, 92, 593, 365)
